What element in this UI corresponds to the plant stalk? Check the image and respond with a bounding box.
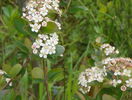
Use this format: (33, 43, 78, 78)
(43, 59, 51, 100)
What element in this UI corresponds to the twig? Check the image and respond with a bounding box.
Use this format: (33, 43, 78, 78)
(1, 77, 15, 90)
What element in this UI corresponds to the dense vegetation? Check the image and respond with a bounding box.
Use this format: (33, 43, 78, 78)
(0, 0, 132, 100)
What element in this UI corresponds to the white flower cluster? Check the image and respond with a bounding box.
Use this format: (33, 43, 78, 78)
(102, 57, 132, 66)
(102, 57, 132, 91)
(79, 43, 132, 94)
(102, 58, 132, 77)
(0, 70, 12, 86)
(32, 33, 59, 58)
(100, 43, 119, 56)
(102, 57, 113, 65)
(78, 67, 107, 93)
(22, 0, 61, 32)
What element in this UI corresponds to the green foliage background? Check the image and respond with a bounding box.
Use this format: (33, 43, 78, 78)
(0, 0, 132, 100)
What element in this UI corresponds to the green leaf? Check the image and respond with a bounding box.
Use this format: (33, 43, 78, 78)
(2, 5, 19, 21)
(13, 17, 28, 35)
(94, 26, 103, 34)
(15, 40, 29, 54)
(4, 44, 16, 60)
(20, 70, 28, 100)
(2, 6, 13, 18)
(9, 64, 22, 77)
(24, 38, 32, 50)
(31, 67, 44, 79)
(55, 45, 65, 56)
(42, 22, 58, 33)
(2, 64, 12, 74)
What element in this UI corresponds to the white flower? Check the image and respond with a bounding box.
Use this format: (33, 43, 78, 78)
(114, 71, 121, 76)
(30, 23, 41, 32)
(22, 13, 26, 17)
(22, 0, 62, 32)
(60, 54, 63, 57)
(100, 44, 110, 49)
(100, 43, 119, 56)
(115, 50, 119, 54)
(111, 79, 122, 87)
(45, 33, 59, 46)
(38, 34, 48, 40)
(117, 80, 122, 83)
(78, 72, 88, 87)
(0, 70, 6, 75)
(51, 32, 59, 38)
(45, 3, 52, 9)
(102, 57, 113, 65)
(39, 48, 48, 58)
(26, 1, 35, 9)
(42, 21, 47, 27)
(104, 47, 115, 56)
(120, 85, 127, 91)
(26, 15, 33, 21)
(6, 78, 12, 86)
(33, 49, 38, 54)
(28, 8, 36, 15)
(126, 78, 132, 88)
(32, 39, 43, 49)
(36, 39, 44, 46)
(32, 33, 61, 58)
(52, 0, 60, 10)
(48, 46, 56, 54)
(122, 69, 131, 77)
(78, 67, 107, 94)
(45, 17, 51, 22)
(39, 7, 48, 16)
(33, 14, 43, 23)
(45, 0, 52, 3)
(46, 38, 58, 46)
(42, 44, 50, 54)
